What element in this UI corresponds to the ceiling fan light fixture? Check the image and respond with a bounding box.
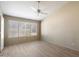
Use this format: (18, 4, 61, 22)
(31, 1, 48, 16)
(37, 9, 40, 13)
(38, 1, 40, 3)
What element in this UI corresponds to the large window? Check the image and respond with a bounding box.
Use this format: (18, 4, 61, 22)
(8, 20, 37, 38)
(8, 20, 18, 38)
(19, 22, 27, 37)
(31, 23, 37, 35)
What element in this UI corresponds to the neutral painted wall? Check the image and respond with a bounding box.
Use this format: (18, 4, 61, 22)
(41, 2, 79, 51)
(4, 15, 41, 46)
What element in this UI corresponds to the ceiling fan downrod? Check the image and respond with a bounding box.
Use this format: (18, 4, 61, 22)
(37, 1, 40, 16)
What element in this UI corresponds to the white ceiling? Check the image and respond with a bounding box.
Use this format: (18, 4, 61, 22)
(0, 1, 68, 20)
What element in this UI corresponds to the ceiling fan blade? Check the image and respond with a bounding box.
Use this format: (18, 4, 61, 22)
(31, 7, 37, 12)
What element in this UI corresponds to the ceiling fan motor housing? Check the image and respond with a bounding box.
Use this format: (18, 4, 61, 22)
(37, 9, 41, 13)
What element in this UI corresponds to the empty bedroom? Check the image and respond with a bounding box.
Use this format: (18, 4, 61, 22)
(0, 1, 79, 57)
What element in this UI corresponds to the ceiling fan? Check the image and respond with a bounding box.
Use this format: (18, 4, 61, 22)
(31, 1, 48, 16)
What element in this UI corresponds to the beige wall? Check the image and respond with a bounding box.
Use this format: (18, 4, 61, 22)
(4, 15, 41, 46)
(41, 2, 79, 51)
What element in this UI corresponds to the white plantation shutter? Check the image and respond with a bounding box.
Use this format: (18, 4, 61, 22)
(8, 20, 18, 38)
(8, 20, 37, 38)
(19, 22, 26, 37)
(31, 23, 37, 35)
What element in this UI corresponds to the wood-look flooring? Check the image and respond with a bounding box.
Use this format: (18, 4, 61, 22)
(0, 40, 79, 57)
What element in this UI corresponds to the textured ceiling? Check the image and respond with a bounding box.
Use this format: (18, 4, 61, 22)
(0, 1, 68, 20)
